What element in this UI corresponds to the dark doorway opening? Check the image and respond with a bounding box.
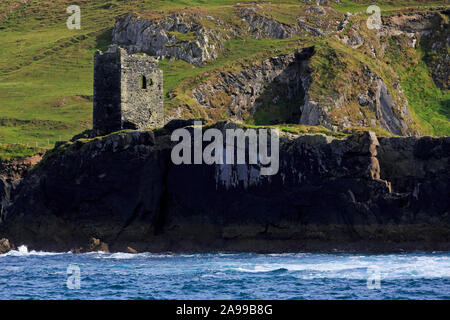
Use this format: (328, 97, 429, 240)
(141, 75, 147, 89)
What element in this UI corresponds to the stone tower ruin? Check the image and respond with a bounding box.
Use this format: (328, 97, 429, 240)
(93, 45, 163, 135)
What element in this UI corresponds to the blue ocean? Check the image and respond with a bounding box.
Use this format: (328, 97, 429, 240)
(0, 246, 449, 300)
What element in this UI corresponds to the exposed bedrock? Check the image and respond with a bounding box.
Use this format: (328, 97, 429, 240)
(192, 48, 314, 123)
(351, 66, 412, 136)
(298, 61, 412, 135)
(0, 123, 448, 253)
(378, 136, 450, 194)
(190, 49, 413, 135)
(380, 10, 445, 37)
(239, 6, 339, 39)
(111, 6, 342, 65)
(110, 9, 447, 135)
(112, 13, 227, 66)
(380, 10, 450, 90)
(0, 155, 42, 224)
(0, 238, 14, 254)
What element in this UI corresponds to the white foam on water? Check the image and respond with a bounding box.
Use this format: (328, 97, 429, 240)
(105, 252, 139, 259)
(97, 252, 180, 259)
(225, 254, 450, 280)
(1, 245, 64, 257)
(1, 247, 449, 281)
(233, 266, 285, 273)
(266, 253, 308, 258)
(86, 251, 109, 255)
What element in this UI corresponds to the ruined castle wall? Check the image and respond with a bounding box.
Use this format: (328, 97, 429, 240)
(93, 51, 122, 134)
(120, 54, 164, 130)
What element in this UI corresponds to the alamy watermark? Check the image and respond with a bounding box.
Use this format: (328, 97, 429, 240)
(170, 121, 280, 176)
(66, 264, 81, 289)
(66, 5, 81, 30)
(367, 5, 382, 30)
(366, 266, 381, 290)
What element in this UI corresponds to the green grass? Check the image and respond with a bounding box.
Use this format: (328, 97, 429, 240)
(332, 0, 449, 13)
(342, 126, 397, 137)
(159, 37, 300, 105)
(0, 0, 449, 160)
(299, 18, 449, 136)
(0, 0, 300, 153)
(167, 31, 197, 42)
(385, 35, 450, 136)
(0, 0, 138, 152)
(243, 123, 347, 137)
(0, 143, 43, 161)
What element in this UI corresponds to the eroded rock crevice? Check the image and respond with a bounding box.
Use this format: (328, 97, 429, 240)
(192, 47, 315, 124)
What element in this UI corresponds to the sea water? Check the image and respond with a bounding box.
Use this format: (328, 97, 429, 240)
(0, 246, 449, 300)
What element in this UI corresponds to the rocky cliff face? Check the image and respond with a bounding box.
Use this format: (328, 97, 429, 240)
(111, 5, 342, 65)
(0, 123, 448, 253)
(378, 135, 450, 194)
(192, 48, 314, 123)
(112, 12, 229, 66)
(239, 5, 340, 39)
(0, 155, 42, 224)
(300, 63, 414, 136)
(379, 10, 449, 90)
(189, 48, 414, 135)
(347, 65, 412, 136)
(112, 6, 447, 136)
(298, 60, 412, 134)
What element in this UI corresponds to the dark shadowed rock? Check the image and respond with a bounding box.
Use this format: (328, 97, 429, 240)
(0, 123, 448, 253)
(0, 154, 43, 224)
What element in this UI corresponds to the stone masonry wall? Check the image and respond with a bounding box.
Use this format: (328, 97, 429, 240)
(93, 46, 164, 135)
(121, 53, 164, 130)
(93, 49, 122, 135)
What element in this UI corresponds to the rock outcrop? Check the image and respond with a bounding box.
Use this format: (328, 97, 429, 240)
(112, 12, 228, 66)
(298, 55, 415, 135)
(0, 238, 13, 254)
(0, 123, 448, 253)
(380, 10, 450, 90)
(111, 5, 343, 65)
(239, 6, 335, 39)
(192, 48, 314, 123)
(0, 154, 42, 224)
(111, 7, 447, 136)
(88, 237, 110, 253)
(352, 66, 411, 136)
(189, 48, 414, 135)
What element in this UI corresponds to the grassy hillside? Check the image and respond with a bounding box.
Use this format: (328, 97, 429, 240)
(0, 0, 448, 160)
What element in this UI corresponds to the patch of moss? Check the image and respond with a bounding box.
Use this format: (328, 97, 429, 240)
(384, 34, 450, 136)
(342, 126, 397, 137)
(167, 31, 197, 42)
(242, 123, 347, 138)
(0, 143, 44, 161)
